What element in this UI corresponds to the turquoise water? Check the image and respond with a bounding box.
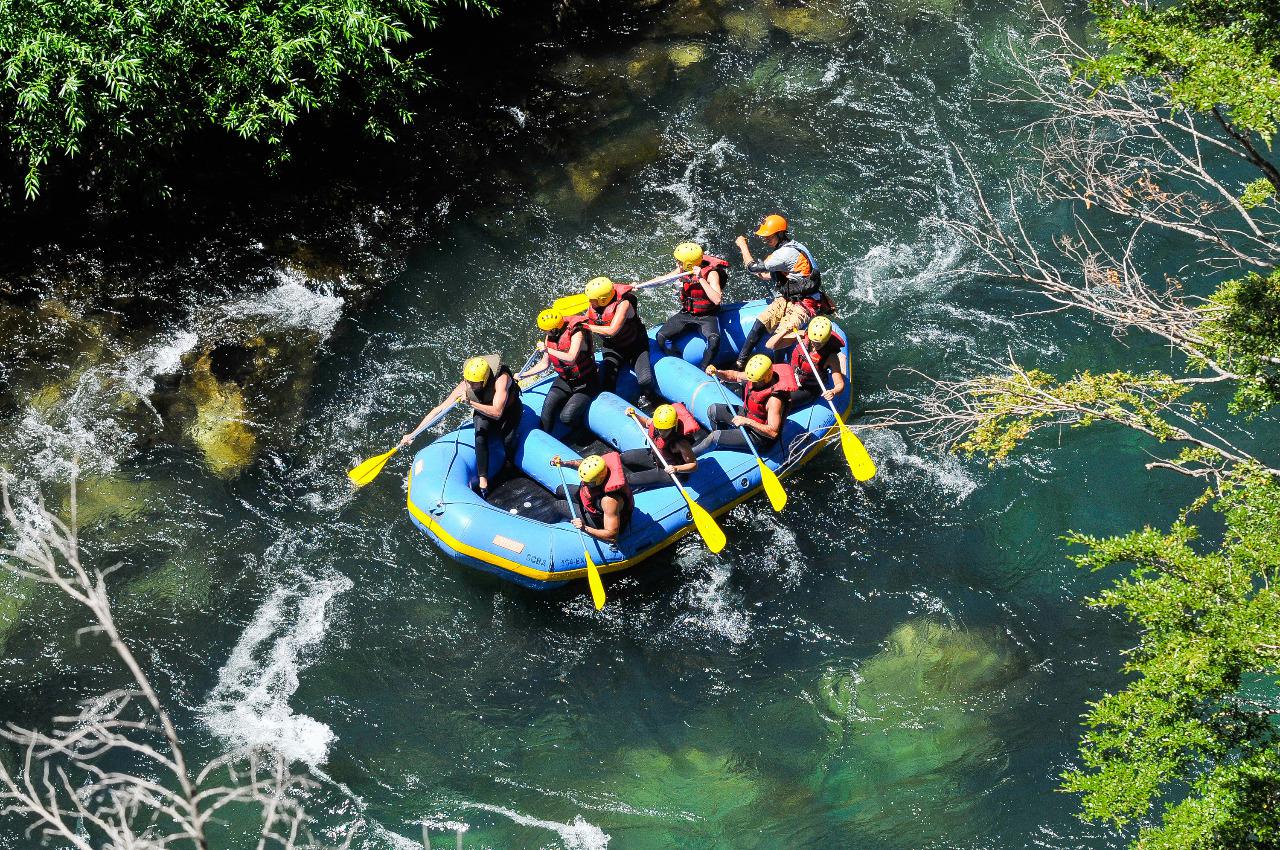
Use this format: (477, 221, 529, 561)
(0, 0, 1226, 847)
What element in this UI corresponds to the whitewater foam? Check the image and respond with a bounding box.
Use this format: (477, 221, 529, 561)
(203, 573, 352, 767)
(466, 803, 610, 850)
(220, 275, 346, 339)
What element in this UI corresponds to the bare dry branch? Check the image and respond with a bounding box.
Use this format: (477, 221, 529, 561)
(0, 472, 337, 850)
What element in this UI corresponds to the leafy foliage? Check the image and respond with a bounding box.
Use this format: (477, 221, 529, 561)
(1062, 465, 1280, 850)
(954, 368, 1193, 462)
(1085, 0, 1280, 139)
(1199, 269, 1280, 414)
(0, 0, 495, 199)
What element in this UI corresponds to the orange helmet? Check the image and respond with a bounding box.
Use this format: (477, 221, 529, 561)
(754, 214, 788, 237)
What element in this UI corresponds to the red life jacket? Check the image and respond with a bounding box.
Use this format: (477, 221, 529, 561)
(790, 333, 845, 388)
(577, 452, 634, 529)
(547, 316, 597, 386)
(647, 402, 701, 463)
(587, 284, 645, 351)
(742, 363, 798, 425)
(799, 291, 837, 318)
(680, 256, 728, 315)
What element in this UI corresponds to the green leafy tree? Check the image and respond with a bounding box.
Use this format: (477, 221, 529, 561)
(1063, 466, 1280, 850)
(877, 1, 1280, 845)
(0, 0, 495, 200)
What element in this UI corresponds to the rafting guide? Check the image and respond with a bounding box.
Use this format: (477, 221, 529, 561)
(348, 214, 877, 606)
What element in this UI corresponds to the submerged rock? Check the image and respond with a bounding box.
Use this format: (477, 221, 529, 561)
(668, 42, 709, 71)
(66, 476, 160, 528)
(183, 351, 259, 477)
(0, 575, 34, 657)
(124, 554, 213, 611)
(654, 0, 722, 36)
(813, 619, 1027, 843)
(723, 7, 772, 50)
(763, 0, 853, 43)
(566, 125, 663, 205)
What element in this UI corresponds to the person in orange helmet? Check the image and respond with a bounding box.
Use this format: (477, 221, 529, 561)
(733, 214, 836, 368)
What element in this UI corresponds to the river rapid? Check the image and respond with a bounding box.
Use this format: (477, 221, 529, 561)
(0, 0, 1207, 847)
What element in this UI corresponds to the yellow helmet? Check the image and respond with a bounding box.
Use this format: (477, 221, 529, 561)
(807, 316, 833, 345)
(537, 308, 565, 332)
(744, 354, 775, 383)
(673, 242, 704, 271)
(463, 356, 492, 383)
(652, 404, 678, 431)
(754, 214, 789, 237)
(578, 454, 608, 485)
(585, 276, 615, 307)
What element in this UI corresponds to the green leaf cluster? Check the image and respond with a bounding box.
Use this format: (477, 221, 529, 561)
(1199, 268, 1280, 414)
(956, 369, 1191, 462)
(1084, 0, 1280, 139)
(1062, 465, 1280, 850)
(0, 0, 496, 199)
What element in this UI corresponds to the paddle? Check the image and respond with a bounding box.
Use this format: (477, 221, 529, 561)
(626, 410, 726, 554)
(516, 344, 551, 389)
(708, 371, 787, 512)
(347, 394, 461, 487)
(554, 462, 607, 609)
(551, 269, 690, 316)
(796, 339, 877, 482)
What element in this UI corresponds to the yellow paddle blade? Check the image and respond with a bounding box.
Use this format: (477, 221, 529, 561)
(347, 447, 398, 487)
(586, 556, 606, 610)
(757, 457, 787, 512)
(840, 423, 877, 482)
(683, 489, 727, 553)
(552, 293, 589, 316)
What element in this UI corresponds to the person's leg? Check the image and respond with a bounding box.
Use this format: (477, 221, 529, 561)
(473, 414, 494, 493)
(619, 448, 656, 472)
(498, 410, 521, 471)
(766, 302, 810, 350)
(791, 385, 819, 408)
(631, 346, 655, 401)
(625, 466, 671, 489)
(560, 387, 594, 430)
(540, 380, 570, 433)
(697, 314, 721, 369)
(599, 347, 623, 393)
(656, 313, 692, 357)
(737, 299, 784, 367)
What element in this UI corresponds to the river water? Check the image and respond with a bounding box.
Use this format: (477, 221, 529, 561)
(0, 0, 1215, 847)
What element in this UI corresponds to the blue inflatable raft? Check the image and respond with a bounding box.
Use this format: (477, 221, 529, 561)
(405, 299, 853, 590)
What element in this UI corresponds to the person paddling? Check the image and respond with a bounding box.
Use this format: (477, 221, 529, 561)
(655, 242, 728, 369)
(619, 403, 699, 489)
(519, 308, 600, 438)
(582, 276, 656, 403)
(401, 355, 522, 498)
(789, 316, 847, 408)
(550, 453, 634, 544)
(733, 214, 836, 366)
(695, 354, 796, 455)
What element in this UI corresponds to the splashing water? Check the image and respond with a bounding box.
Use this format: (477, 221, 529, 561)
(203, 572, 352, 767)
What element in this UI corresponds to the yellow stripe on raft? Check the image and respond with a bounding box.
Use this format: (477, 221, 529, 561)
(406, 392, 856, 583)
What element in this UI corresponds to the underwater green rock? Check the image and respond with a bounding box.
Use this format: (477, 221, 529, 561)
(124, 554, 213, 611)
(0, 574, 34, 657)
(763, 0, 852, 43)
(566, 126, 662, 205)
(814, 619, 1026, 845)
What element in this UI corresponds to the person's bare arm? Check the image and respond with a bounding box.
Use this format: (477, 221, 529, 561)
(583, 495, 623, 543)
(587, 300, 632, 337)
(670, 441, 698, 474)
(546, 329, 585, 362)
(468, 372, 510, 419)
(738, 396, 783, 439)
(701, 268, 724, 305)
(400, 382, 465, 446)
